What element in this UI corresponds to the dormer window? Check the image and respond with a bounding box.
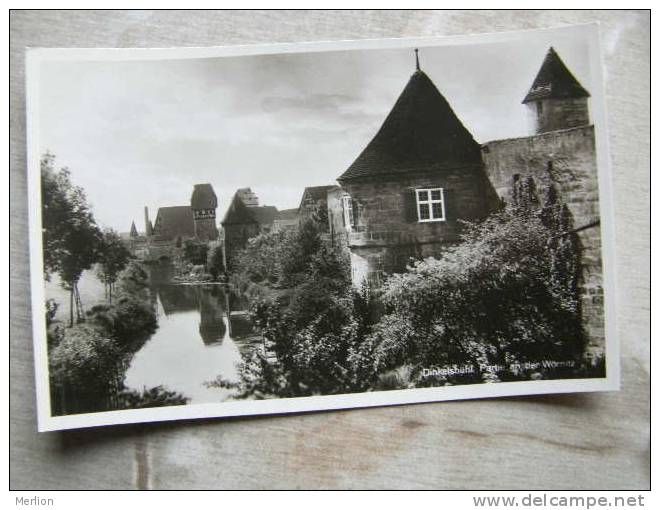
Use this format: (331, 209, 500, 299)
(416, 188, 445, 222)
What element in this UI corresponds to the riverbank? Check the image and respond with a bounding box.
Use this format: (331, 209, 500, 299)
(47, 262, 190, 416)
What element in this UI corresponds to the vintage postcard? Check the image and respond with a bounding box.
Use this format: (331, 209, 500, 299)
(25, 23, 619, 431)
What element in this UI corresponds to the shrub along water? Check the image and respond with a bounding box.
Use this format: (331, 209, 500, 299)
(48, 261, 188, 415)
(41, 153, 190, 415)
(212, 216, 381, 398)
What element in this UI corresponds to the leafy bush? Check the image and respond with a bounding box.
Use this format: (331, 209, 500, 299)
(370, 208, 584, 385)
(85, 259, 159, 353)
(86, 296, 157, 353)
(118, 385, 188, 409)
(183, 239, 209, 266)
(117, 260, 151, 299)
(231, 216, 328, 290)
(230, 229, 290, 288)
(49, 259, 165, 414)
(207, 243, 225, 281)
(223, 178, 588, 397)
(218, 217, 382, 398)
(49, 323, 122, 393)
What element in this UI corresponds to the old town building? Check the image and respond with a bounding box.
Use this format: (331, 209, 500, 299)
(331, 47, 603, 353)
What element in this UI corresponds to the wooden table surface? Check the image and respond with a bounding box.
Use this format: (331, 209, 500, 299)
(9, 10, 650, 490)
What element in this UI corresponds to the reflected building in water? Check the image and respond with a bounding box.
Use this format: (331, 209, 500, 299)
(198, 288, 227, 345)
(150, 281, 258, 349)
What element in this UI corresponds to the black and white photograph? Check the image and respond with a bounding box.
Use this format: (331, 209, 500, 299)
(25, 23, 618, 432)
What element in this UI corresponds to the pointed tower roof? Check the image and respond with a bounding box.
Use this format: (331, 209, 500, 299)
(338, 63, 481, 183)
(221, 190, 278, 226)
(522, 47, 590, 104)
(191, 183, 218, 209)
(130, 221, 138, 237)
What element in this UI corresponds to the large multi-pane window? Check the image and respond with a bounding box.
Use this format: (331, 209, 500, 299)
(416, 188, 446, 222)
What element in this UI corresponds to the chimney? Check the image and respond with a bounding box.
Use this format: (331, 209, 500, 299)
(144, 206, 152, 236)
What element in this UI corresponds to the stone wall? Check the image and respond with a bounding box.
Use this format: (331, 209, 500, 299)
(339, 164, 500, 284)
(528, 97, 590, 134)
(193, 216, 219, 241)
(327, 187, 346, 237)
(482, 125, 604, 355)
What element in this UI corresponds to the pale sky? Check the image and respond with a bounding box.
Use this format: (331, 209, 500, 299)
(38, 30, 593, 233)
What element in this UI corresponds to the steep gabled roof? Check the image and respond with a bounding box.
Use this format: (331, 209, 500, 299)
(276, 208, 299, 221)
(298, 185, 337, 209)
(522, 47, 590, 104)
(221, 190, 278, 226)
(221, 193, 251, 225)
(250, 206, 279, 226)
(337, 70, 482, 183)
(191, 183, 217, 209)
(153, 206, 195, 239)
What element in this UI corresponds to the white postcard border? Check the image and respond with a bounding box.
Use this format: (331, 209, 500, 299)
(25, 23, 620, 432)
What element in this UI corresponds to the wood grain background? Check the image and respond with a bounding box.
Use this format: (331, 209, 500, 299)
(9, 10, 650, 490)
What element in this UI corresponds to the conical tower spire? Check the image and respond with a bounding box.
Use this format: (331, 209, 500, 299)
(522, 47, 590, 104)
(130, 221, 138, 237)
(523, 47, 591, 134)
(338, 66, 481, 182)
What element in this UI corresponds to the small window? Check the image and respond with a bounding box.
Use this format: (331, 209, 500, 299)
(416, 188, 445, 222)
(537, 100, 544, 114)
(342, 195, 355, 230)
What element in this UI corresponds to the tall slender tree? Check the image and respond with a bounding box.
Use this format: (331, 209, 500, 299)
(41, 153, 103, 325)
(96, 228, 131, 303)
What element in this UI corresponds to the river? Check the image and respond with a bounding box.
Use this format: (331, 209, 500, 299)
(45, 267, 262, 405)
(124, 283, 262, 403)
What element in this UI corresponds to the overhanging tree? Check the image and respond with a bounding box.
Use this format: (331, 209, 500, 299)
(41, 153, 103, 326)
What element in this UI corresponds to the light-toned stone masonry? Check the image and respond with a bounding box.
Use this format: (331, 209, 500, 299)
(482, 125, 604, 356)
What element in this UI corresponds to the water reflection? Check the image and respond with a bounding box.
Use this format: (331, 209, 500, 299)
(124, 284, 261, 404)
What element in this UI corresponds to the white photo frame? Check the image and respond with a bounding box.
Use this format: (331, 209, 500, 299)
(26, 23, 619, 432)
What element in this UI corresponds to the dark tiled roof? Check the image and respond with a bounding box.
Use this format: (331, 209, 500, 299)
(190, 183, 217, 209)
(221, 193, 250, 225)
(522, 47, 590, 104)
(250, 206, 279, 225)
(221, 191, 278, 226)
(276, 208, 299, 221)
(153, 206, 195, 240)
(337, 70, 482, 183)
(304, 185, 336, 201)
(299, 185, 337, 209)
